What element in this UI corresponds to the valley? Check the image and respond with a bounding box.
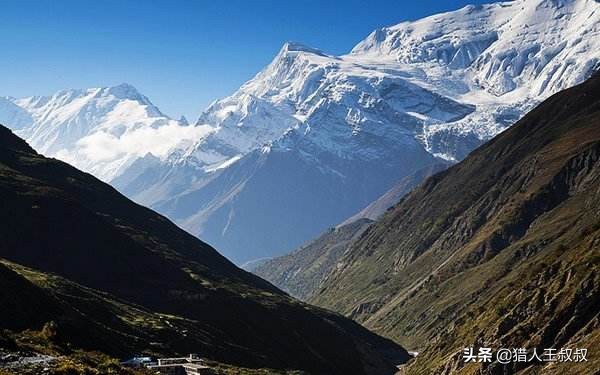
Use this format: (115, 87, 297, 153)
(0, 0, 599, 374)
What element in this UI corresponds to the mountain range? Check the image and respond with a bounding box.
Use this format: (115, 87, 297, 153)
(0, 84, 207, 182)
(2, 0, 599, 264)
(1, 0, 599, 374)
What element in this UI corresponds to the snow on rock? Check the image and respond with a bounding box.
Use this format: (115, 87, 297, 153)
(349, 0, 600, 158)
(179, 0, 600, 169)
(351, 4, 504, 68)
(0, 97, 33, 130)
(4, 84, 212, 181)
(112, 0, 599, 263)
(1, 0, 598, 263)
(352, 0, 599, 98)
(190, 40, 474, 168)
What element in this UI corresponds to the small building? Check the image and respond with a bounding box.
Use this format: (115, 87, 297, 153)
(146, 354, 211, 375)
(182, 362, 212, 375)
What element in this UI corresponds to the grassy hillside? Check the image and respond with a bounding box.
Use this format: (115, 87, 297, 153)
(254, 219, 374, 300)
(310, 73, 600, 374)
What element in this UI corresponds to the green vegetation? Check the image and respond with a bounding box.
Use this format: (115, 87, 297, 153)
(254, 218, 374, 300)
(310, 74, 600, 373)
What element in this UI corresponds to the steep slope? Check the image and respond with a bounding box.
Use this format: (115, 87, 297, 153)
(133, 130, 438, 264)
(310, 73, 600, 374)
(5, 84, 208, 181)
(0, 258, 224, 357)
(115, 0, 600, 264)
(0, 97, 32, 130)
(253, 163, 448, 300)
(253, 218, 375, 301)
(0, 261, 61, 333)
(340, 163, 449, 226)
(0, 124, 409, 374)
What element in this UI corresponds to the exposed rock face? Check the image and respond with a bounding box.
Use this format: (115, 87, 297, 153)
(310, 73, 600, 374)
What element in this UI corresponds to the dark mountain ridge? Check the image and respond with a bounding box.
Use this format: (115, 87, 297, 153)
(0, 125, 408, 374)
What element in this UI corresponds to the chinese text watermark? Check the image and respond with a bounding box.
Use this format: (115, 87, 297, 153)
(462, 347, 588, 364)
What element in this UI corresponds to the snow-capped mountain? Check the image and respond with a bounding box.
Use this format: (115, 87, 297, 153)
(114, 40, 474, 263)
(351, 0, 600, 157)
(0, 97, 33, 130)
(2, 83, 210, 181)
(112, 0, 599, 264)
(1, 0, 598, 264)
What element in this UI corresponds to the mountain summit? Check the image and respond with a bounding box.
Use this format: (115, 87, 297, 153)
(1, 84, 209, 181)
(1, 0, 598, 264)
(114, 0, 600, 264)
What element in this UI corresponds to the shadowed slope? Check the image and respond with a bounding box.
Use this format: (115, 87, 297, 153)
(0, 125, 408, 375)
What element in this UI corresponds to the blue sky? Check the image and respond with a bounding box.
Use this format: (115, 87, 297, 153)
(0, 0, 500, 120)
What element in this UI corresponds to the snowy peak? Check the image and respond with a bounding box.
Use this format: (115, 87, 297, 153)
(188, 41, 333, 166)
(350, 2, 503, 68)
(13, 83, 165, 157)
(239, 41, 335, 102)
(102, 82, 149, 101)
(471, 0, 600, 96)
(279, 41, 329, 57)
(16, 83, 163, 123)
(350, 0, 600, 97)
(191, 0, 600, 169)
(6, 84, 211, 182)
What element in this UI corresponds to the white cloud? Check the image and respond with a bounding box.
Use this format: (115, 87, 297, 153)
(56, 122, 214, 181)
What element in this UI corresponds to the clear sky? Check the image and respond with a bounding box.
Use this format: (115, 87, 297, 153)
(0, 0, 501, 121)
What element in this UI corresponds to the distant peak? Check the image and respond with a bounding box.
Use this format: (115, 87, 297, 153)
(93, 83, 161, 111)
(55, 83, 141, 99)
(104, 83, 142, 99)
(113, 82, 137, 90)
(279, 41, 327, 57)
(178, 115, 189, 126)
